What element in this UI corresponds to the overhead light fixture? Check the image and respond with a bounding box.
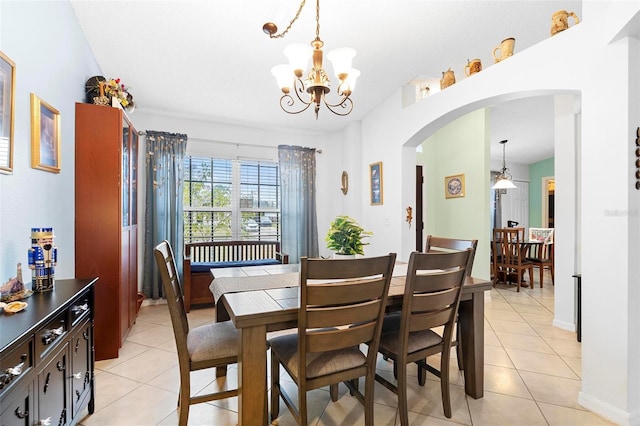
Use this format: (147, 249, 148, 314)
(263, 0, 359, 119)
(492, 139, 517, 190)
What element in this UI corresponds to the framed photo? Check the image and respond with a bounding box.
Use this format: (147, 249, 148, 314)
(444, 174, 465, 199)
(30, 93, 61, 173)
(0, 51, 16, 174)
(370, 161, 383, 205)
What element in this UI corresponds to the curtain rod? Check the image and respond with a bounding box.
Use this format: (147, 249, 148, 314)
(137, 131, 322, 153)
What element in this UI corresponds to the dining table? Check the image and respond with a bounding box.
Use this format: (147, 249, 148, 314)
(209, 262, 492, 426)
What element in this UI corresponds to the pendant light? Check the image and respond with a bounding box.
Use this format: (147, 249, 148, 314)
(492, 139, 517, 189)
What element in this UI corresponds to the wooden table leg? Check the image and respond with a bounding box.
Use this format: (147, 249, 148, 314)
(237, 324, 268, 425)
(458, 292, 485, 398)
(216, 300, 231, 378)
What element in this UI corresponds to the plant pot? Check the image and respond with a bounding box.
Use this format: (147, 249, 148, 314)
(333, 253, 356, 259)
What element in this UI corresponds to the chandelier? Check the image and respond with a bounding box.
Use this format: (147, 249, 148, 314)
(263, 0, 359, 119)
(492, 139, 517, 189)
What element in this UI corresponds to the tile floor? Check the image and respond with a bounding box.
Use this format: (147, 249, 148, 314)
(78, 272, 615, 425)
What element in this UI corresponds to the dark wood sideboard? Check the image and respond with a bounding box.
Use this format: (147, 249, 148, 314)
(0, 278, 97, 426)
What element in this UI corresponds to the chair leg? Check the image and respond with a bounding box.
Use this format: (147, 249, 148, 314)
(397, 360, 409, 426)
(539, 265, 544, 288)
(178, 379, 190, 426)
(417, 360, 426, 386)
(270, 353, 280, 421)
(550, 264, 555, 284)
(440, 347, 452, 418)
(364, 373, 375, 426)
(528, 267, 534, 289)
(456, 325, 464, 370)
(330, 383, 339, 401)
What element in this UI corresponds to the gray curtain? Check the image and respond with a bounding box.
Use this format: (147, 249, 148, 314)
(142, 131, 188, 299)
(278, 145, 319, 263)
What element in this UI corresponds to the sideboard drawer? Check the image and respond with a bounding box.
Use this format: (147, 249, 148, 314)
(0, 338, 34, 396)
(36, 312, 67, 359)
(69, 292, 91, 326)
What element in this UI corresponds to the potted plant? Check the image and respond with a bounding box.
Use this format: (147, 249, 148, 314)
(325, 215, 373, 257)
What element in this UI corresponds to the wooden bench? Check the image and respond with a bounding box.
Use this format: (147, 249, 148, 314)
(183, 240, 288, 311)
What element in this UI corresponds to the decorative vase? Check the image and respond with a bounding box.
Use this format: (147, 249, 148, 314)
(440, 68, 456, 89)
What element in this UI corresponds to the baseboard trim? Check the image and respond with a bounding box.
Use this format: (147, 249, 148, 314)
(552, 318, 575, 332)
(578, 391, 640, 426)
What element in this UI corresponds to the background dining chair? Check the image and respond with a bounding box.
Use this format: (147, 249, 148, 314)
(526, 228, 555, 288)
(425, 235, 477, 279)
(269, 253, 397, 426)
(375, 250, 471, 424)
(492, 227, 534, 292)
(154, 240, 238, 426)
(424, 235, 478, 371)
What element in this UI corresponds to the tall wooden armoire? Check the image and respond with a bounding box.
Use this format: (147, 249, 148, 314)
(75, 102, 138, 361)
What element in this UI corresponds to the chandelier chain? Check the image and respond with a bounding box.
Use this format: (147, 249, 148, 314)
(266, 0, 307, 39)
(315, 0, 320, 40)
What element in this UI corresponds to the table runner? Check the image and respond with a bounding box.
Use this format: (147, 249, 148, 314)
(209, 262, 409, 304)
(210, 272, 299, 303)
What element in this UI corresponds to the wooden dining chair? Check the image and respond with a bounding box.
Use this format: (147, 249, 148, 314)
(492, 227, 534, 292)
(154, 240, 238, 426)
(425, 235, 478, 371)
(374, 250, 471, 424)
(269, 253, 397, 426)
(425, 235, 478, 277)
(526, 244, 554, 289)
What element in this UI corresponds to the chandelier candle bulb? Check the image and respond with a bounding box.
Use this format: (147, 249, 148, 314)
(284, 43, 312, 77)
(327, 47, 356, 79)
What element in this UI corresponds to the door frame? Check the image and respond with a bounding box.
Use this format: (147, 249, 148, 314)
(541, 176, 554, 227)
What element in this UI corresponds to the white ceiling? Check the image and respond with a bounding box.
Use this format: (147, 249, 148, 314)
(70, 0, 581, 165)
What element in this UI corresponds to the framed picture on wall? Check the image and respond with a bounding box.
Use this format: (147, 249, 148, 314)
(370, 161, 383, 205)
(0, 50, 16, 174)
(444, 174, 465, 198)
(30, 93, 61, 173)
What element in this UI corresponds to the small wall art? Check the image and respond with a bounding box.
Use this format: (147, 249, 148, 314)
(0, 50, 16, 174)
(370, 161, 383, 205)
(444, 174, 465, 199)
(30, 93, 61, 173)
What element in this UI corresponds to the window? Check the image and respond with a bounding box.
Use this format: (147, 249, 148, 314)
(183, 156, 280, 243)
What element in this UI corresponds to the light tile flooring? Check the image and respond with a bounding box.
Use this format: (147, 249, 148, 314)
(78, 272, 615, 425)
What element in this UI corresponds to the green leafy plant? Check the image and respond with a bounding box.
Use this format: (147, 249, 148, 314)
(325, 215, 372, 255)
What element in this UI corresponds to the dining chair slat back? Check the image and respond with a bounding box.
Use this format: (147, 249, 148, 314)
(375, 250, 471, 425)
(425, 235, 478, 276)
(269, 253, 397, 426)
(154, 240, 238, 426)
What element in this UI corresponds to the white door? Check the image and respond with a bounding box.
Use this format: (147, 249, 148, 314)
(500, 180, 529, 229)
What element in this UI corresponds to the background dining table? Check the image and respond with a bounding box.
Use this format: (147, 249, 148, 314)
(210, 263, 492, 426)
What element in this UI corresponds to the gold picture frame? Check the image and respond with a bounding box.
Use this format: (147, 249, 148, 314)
(0, 51, 16, 174)
(30, 93, 61, 173)
(444, 174, 465, 198)
(370, 161, 383, 205)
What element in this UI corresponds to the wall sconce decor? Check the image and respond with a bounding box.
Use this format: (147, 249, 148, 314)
(406, 206, 413, 227)
(341, 171, 348, 195)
